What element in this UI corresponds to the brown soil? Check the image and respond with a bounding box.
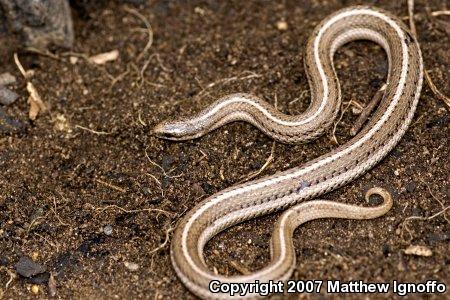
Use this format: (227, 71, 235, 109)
(0, 0, 448, 299)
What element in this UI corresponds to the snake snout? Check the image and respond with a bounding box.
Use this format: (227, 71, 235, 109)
(152, 120, 193, 140)
(152, 123, 181, 140)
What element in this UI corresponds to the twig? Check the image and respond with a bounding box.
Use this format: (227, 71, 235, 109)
(144, 147, 182, 178)
(13, 53, 49, 120)
(229, 261, 251, 275)
(144, 147, 166, 174)
(239, 142, 276, 183)
(274, 93, 278, 110)
(350, 84, 386, 136)
(24, 47, 64, 61)
(13, 53, 28, 78)
(154, 53, 171, 72)
(110, 68, 130, 90)
(431, 10, 450, 17)
(197, 71, 262, 97)
(2, 267, 16, 289)
(149, 226, 174, 254)
(139, 53, 171, 85)
(219, 166, 225, 181)
(51, 197, 69, 226)
(330, 100, 352, 145)
(26, 215, 48, 235)
(146, 173, 161, 186)
(194, 149, 208, 164)
(400, 180, 449, 240)
(424, 70, 450, 109)
(60, 51, 90, 60)
(95, 179, 127, 193)
(94, 204, 173, 217)
(288, 90, 309, 106)
(146, 172, 164, 197)
(124, 7, 154, 61)
(407, 0, 417, 37)
(177, 44, 187, 61)
(419, 179, 449, 222)
(404, 206, 450, 223)
(137, 111, 147, 126)
(35, 233, 61, 253)
(75, 125, 111, 135)
(140, 53, 156, 84)
(407, 0, 450, 109)
(131, 60, 166, 88)
(349, 99, 364, 111)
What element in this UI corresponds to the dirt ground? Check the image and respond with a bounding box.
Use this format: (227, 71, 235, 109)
(0, 0, 449, 299)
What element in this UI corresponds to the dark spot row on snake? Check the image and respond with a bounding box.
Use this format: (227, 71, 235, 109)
(405, 31, 414, 44)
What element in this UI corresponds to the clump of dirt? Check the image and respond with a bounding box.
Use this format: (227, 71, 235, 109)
(0, 0, 448, 299)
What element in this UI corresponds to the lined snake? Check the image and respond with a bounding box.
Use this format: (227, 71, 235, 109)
(153, 6, 423, 299)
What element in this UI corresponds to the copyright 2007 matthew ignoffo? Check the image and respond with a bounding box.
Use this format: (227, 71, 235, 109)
(208, 279, 447, 297)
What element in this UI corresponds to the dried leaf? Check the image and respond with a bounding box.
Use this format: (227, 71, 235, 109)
(404, 245, 433, 257)
(26, 82, 47, 120)
(89, 50, 119, 65)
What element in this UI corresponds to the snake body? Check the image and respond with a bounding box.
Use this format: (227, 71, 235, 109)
(153, 6, 423, 299)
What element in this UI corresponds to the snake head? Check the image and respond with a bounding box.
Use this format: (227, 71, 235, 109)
(152, 119, 202, 141)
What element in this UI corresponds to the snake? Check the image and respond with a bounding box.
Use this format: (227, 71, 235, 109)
(152, 6, 423, 299)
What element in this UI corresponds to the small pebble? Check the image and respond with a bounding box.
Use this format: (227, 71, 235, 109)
(103, 225, 113, 236)
(191, 183, 206, 196)
(405, 181, 417, 193)
(404, 245, 432, 257)
(0, 72, 16, 85)
(161, 155, 173, 170)
(31, 252, 39, 261)
(31, 285, 39, 294)
(252, 235, 266, 247)
(69, 56, 78, 64)
(0, 86, 19, 105)
(194, 7, 206, 16)
(0, 256, 8, 266)
(276, 20, 288, 31)
(142, 187, 152, 196)
(27, 272, 50, 284)
(161, 177, 171, 189)
(427, 232, 450, 244)
(15, 256, 46, 278)
(351, 106, 362, 114)
(343, 49, 355, 58)
(124, 261, 139, 271)
(397, 253, 406, 272)
(201, 182, 214, 194)
(88, 50, 119, 65)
